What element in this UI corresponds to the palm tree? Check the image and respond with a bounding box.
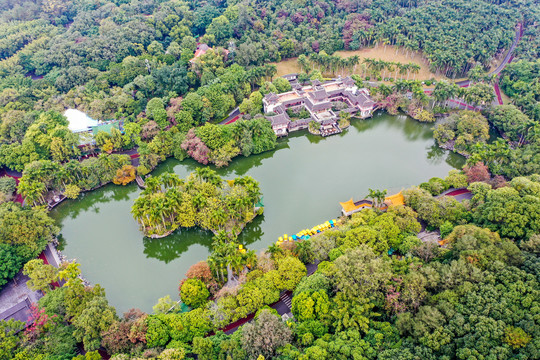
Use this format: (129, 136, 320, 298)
(143, 176, 162, 194)
(241, 249, 257, 271)
(264, 64, 277, 81)
(195, 167, 222, 187)
(296, 240, 313, 263)
(267, 243, 284, 260)
(207, 256, 226, 283)
(309, 53, 320, 71)
(98, 153, 114, 171)
(385, 62, 395, 80)
(231, 120, 249, 142)
(367, 188, 387, 208)
(350, 55, 360, 74)
(410, 63, 421, 80)
(159, 172, 183, 189)
(518, 119, 537, 146)
(298, 54, 310, 73)
(363, 58, 375, 77)
(192, 193, 208, 210)
(210, 208, 228, 231)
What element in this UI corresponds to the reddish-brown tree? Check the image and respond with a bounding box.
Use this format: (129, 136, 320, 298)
(463, 162, 491, 183)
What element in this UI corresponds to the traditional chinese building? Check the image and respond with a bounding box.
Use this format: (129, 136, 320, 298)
(263, 76, 375, 136)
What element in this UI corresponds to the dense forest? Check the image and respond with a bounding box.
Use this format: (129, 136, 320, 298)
(1, 0, 540, 359)
(0, 0, 537, 172)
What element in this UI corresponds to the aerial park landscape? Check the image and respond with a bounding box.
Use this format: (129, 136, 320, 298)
(0, 1, 539, 359)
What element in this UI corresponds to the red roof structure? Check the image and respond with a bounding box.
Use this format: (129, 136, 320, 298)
(189, 44, 230, 64)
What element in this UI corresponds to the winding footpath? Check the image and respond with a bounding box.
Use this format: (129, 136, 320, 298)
(426, 23, 523, 109)
(455, 23, 523, 88)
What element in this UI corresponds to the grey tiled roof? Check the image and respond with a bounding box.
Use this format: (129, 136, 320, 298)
(344, 90, 375, 108)
(266, 113, 290, 126)
(264, 92, 279, 102)
(0, 298, 32, 326)
(309, 88, 328, 101)
(343, 76, 355, 87)
(321, 119, 337, 126)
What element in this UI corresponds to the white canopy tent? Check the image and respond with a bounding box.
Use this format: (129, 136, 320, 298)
(64, 109, 99, 133)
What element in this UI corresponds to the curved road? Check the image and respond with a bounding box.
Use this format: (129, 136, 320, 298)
(455, 23, 523, 87)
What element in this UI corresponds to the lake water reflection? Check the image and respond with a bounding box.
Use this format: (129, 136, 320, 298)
(51, 113, 464, 312)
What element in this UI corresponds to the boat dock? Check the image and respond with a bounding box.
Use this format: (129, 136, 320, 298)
(135, 175, 146, 189)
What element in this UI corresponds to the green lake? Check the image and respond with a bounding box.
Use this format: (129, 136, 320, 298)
(51, 113, 464, 313)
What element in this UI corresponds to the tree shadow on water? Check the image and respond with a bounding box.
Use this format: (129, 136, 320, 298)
(426, 144, 465, 170)
(52, 183, 133, 220)
(426, 144, 447, 165)
(143, 228, 214, 264)
(154, 143, 287, 178)
(143, 213, 266, 264)
(445, 151, 466, 169)
(237, 213, 265, 247)
(219, 149, 281, 177)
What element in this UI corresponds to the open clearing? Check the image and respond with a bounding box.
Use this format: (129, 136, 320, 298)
(273, 45, 504, 82)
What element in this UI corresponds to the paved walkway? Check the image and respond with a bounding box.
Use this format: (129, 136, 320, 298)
(0, 243, 62, 326)
(218, 107, 241, 125)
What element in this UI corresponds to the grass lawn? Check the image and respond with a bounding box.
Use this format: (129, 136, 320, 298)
(272, 45, 505, 83)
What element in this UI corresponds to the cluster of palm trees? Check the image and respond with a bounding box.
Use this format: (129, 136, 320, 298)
(298, 53, 421, 80)
(299, 53, 361, 77)
(362, 58, 421, 80)
(371, 78, 496, 115)
(131, 169, 262, 238)
(367, 188, 388, 208)
(368, 1, 518, 77)
(208, 233, 257, 286)
(18, 154, 130, 206)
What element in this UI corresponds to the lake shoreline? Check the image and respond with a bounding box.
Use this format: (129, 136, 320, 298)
(51, 113, 465, 312)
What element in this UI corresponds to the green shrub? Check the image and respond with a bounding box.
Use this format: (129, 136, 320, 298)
(0, 177, 16, 195)
(440, 221, 454, 238)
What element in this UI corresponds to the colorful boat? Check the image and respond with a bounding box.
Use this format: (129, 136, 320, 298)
(276, 219, 338, 244)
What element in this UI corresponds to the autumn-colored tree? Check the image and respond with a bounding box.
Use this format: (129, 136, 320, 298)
(180, 129, 210, 165)
(25, 303, 57, 341)
(183, 261, 219, 294)
(101, 308, 147, 355)
(113, 165, 137, 185)
(463, 162, 490, 183)
(504, 326, 532, 349)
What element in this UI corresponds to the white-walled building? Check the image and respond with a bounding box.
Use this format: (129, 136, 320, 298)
(263, 76, 375, 136)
